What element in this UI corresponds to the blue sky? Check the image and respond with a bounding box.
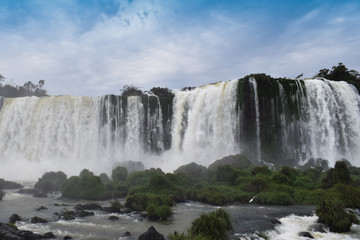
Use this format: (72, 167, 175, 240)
(0, 0, 359, 96)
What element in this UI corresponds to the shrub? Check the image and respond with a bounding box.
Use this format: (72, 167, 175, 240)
(189, 208, 232, 240)
(112, 166, 128, 182)
(316, 199, 359, 232)
(99, 173, 111, 183)
(212, 165, 239, 185)
(174, 162, 207, 184)
(271, 172, 293, 185)
(61, 174, 110, 200)
(251, 166, 272, 176)
(79, 169, 94, 177)
(245, 175, 269, 193)
(124, 192, 174, 212)
(322, 161, 352, 188)
(109, 199, 123, 213)
(279, 166, 298, 181)
(255, 191, 292, 205)
(147, 204, 173, 220)
(330, 183, 360, 208)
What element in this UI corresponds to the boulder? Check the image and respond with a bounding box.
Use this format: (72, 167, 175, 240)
(30, 216, 48, 224)
(59, 211, 76, 220)
(36, 206, 48, 211)
(174, 162, 207, 183)
(108, 216, 119, 221)
(34, 171, 67, 194)
(0, 222, 43, 240)
(76, 210, 94, 218)
(42, 232, 56, 238)
(33, 192, 47, 198)
(308, 223, 327, 233)
(63, 236, 73, 239)
(298, 231, 314, 238)
(9, 214, 21, 224)
(0, 179, 23, 189)
(75, 203, 102, 211)
(208, 154, 252, 170)
(138, 226, 165, 240)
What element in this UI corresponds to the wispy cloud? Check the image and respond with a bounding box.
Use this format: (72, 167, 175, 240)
(0, 0, 359, 96)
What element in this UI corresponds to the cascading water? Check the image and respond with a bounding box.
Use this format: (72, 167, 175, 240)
(249, 77, 261, 162)
(170, 80, 240, 167)
(0, 78, 359, 180)
(0, 95, 165, 180)
(301, 79, 360, 166)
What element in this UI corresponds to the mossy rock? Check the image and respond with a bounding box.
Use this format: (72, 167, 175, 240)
(34, 171, 67, 194)
(174, 162, 207, 183)
(208, 154, 251, 171)
(316, 199, 359, 233)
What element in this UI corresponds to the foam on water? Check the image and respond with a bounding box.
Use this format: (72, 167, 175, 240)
(266, 214, 360, 240)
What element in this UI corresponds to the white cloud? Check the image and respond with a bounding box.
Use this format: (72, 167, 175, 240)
(0, 1, 359, 96)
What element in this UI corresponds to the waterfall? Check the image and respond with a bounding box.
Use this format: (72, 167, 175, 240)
(302, 79, 360, 166)
(249, 77, 261, 162)
(0, 78, 359, 180)
(170, 80, 240, 166)
(0, 95, 165, 180)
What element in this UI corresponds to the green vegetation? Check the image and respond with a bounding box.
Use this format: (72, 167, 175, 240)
(61, 169, 111, 200)
(169, 208, 232, 240)
(59, 158, 360, 231)
(112, 166, 128, 182)
(0, 74, 47, 97)
(316, 199, 359, 232)
(34, 171, 67, 194)
(315, 62, 360, 92)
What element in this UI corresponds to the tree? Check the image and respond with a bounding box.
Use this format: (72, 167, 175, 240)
(315, 63, 359, 82)
(120, 85, 143, 96)
(0, 74, 4, 87)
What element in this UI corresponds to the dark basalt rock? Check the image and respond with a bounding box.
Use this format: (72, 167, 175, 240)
(298, 231, 314, 238)
(59, 211, 76, 220)
(76, 210, 94, 218)
(138, 226, 165, 240)
(33, 192, 47, 198)
(9, 214, 21, 224)
(308, 223, 327, 233)
(75, 203, 102, 211)
(108, 216, 119, 221)
(123, 231, 131, 237)
(42, 232, 56, 238)
(36, 206, 48, 211)
(0, 222, 43, 240)
(30, 216, 48, 224)
(63, 236, 73, 239)
(270, 218, 281, 225)
(0, 179, 23, 189)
